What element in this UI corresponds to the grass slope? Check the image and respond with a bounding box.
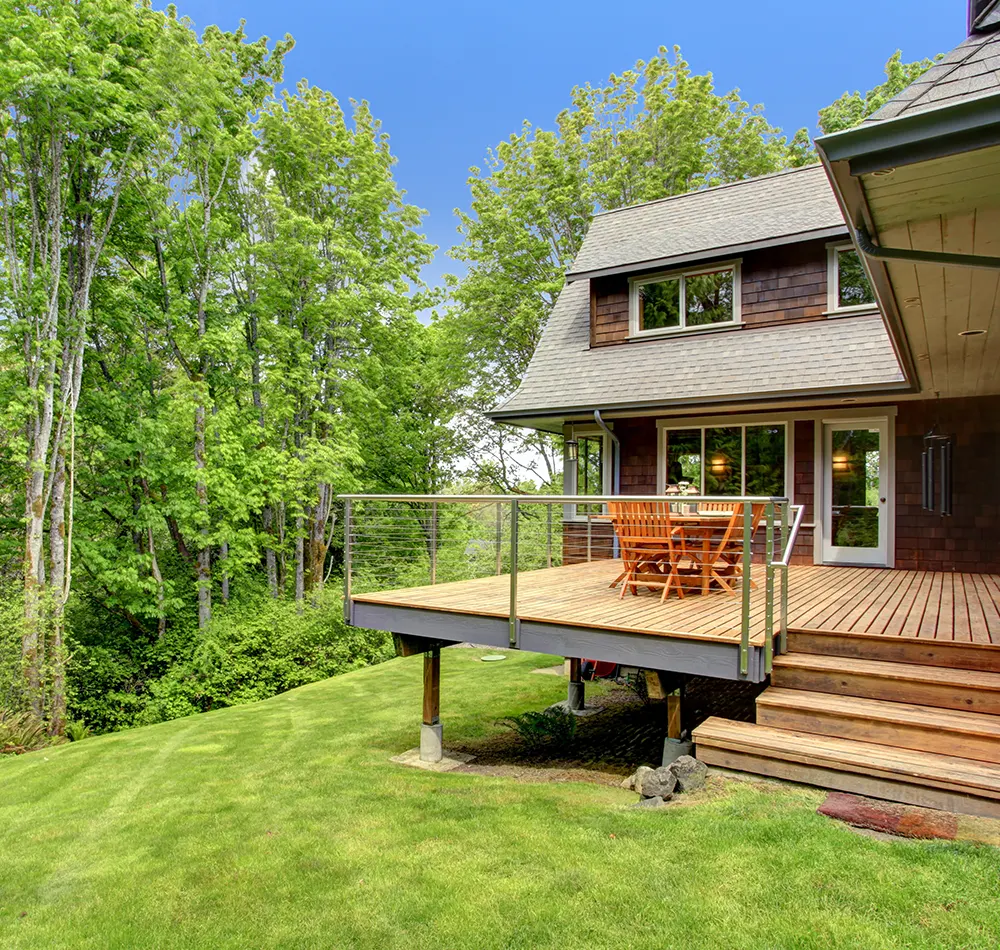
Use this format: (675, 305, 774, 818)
(1, 649, 997, 950)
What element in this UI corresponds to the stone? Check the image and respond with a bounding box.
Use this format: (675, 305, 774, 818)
(631, 795, 664, 808)
(624, 765, 654, 793)
(637, 766, 677, 800)
(818, 792, 959, 841)
(668, 755, 708, 793)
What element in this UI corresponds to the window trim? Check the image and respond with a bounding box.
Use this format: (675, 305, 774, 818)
(628, 259, 742, 338)
(655, 417, 792, 498)
(565, 424, 611, 522)
(826, 242, 878, 315)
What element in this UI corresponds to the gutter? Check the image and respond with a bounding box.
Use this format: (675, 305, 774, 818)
(856, 224, 1000, 271)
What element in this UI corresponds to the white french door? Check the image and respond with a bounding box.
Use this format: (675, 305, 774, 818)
(821, 419, 891, 566)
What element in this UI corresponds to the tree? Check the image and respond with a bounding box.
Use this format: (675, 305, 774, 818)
(0, 0, 181, 729)
(442, 46, 808, 490)
(818, 50, 942, 134)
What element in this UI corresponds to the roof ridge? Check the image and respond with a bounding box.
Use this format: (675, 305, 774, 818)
(590, 164, 824, 219)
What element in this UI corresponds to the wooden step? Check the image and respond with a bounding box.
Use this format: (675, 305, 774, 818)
(787, 628, 1000, 673)
(771, 653, 1000, 715)
(693, 717, 1000, 818)
(756, 688, 1000, 764)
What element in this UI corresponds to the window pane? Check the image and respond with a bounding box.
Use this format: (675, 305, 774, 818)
(686, 269, 734, 326)
(577, 435, 604, 515)
(639, 278, 681, 331)
(831, 428, 880, 548)
(837, 249, 875, 308)
(665, 429, 701, 493)
(745, 425, 785, 496)
(705, 427, 742, 496)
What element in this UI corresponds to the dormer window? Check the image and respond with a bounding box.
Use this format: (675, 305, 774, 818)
(828, 244, 876, 313)
(629, 261, 741, 337)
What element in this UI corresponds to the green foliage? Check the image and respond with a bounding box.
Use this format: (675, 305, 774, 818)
(64, 720, 92, 742)
(498, 706, 577, 753)
(0, 709, 51, 755)
(137, 590, 393, 726)
(818, 51, 943, 134)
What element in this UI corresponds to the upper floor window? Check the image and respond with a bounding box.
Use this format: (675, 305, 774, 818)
(629, 261, 741, 337)
(828, 244, 875, 313)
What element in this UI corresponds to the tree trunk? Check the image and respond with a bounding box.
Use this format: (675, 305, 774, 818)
(195, 399, 211, 631)
(294, 514, 305, 609)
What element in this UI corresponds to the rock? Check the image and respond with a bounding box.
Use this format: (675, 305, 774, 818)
(667, 755, 708, 794)
(631, 795, 664, 808)
(623, 765, 654, 793)
(637, 766, 677, 800)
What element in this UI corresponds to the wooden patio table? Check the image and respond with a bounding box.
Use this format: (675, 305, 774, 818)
(601, 507, 737, 598)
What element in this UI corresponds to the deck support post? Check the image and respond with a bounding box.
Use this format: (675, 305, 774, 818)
(567, 657, 585, 711)
(662, 684, 693, 764)
(667, 688, 683, 740)
(420, 646, 442, 763)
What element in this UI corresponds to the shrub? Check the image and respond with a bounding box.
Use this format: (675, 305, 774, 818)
(498, 707, 576, 753)
(64, 720, 92, 742)
(0, 709, 54, 755)
(137, 589, 393, 726)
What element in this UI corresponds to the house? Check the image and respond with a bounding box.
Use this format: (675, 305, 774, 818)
(343, 0, 1000, 816)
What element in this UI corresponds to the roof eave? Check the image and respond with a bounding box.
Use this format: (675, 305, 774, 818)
(486, 378, 913, 426)
(815, 91, 1000, 177)
(815, 92, 1000, 395)
(564, 226, 849, 283)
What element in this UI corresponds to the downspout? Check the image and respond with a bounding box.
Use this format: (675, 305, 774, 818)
(593, 409, 620, 558)
(857, 224, 1000, 271)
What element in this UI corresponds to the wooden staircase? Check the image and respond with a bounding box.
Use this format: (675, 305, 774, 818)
(692, 630, 1000, 818)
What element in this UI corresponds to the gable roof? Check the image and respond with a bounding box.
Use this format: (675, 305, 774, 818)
(863, 28, 1000, 124)
(566, 164, 848, 280)
(489, 279, 907, 422)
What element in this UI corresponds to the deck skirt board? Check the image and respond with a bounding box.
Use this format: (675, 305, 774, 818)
(351, 562, 1000, 647)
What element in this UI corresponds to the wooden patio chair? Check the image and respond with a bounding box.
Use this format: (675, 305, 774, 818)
(607, 501, 691, 601)
(685, 502, 766, 596)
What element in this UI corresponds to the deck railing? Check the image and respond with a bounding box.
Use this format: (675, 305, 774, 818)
(341, 494, 804, 677)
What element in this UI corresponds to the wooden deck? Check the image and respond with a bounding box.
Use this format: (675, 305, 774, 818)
(352, 561, 1000, 647)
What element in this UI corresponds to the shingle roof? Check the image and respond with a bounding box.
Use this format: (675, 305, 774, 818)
(864, 28, 1000, 124)
(490, 279, 906, 419)
(566, 165, 846, 278)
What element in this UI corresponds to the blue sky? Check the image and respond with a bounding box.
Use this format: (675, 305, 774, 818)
(181, 0, 961, 290)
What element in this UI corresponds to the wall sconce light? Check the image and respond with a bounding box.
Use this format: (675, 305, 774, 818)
(565, 439, 578, 462)
(831, 450, 851, 474)
(922, 431, 953, 516)
(709, 453, 729, 477)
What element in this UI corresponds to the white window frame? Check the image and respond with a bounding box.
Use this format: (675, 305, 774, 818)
(655, 417, 792, 498)
(564, 424, 611, 522)
(826, 242, 878, 315)
(629, 259, 742, 338)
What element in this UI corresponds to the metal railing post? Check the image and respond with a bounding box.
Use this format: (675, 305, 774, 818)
(343, 499, 352, 624)
(586, 512, 592, 562)
(430, 501, 437, 585)
(509, 500, 519, 648)
(764, 502, 775, 675)
(740, 503, 752, 677)
(495, 502, 503, 575)
(546, 503, 553, 569)
(779, 502, 788, 655)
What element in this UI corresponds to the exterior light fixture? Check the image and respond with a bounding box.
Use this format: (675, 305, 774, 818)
(871, 167, 896, 178)
(841, 397, 858, 404)
(831, 450, 851, 474)
(958, 328, 987, 337)
(902, 296, 921, 308)
(564, 439, 578, 462)
(709, 453, 729, 476)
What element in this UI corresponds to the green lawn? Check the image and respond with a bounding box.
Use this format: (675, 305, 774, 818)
(1, 650, 997, 950)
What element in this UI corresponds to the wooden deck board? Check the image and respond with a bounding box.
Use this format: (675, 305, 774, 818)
(352, 561, 1000, 648)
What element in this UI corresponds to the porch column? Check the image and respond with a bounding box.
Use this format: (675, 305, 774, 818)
(567, 657, 585, 711)
(420, 646, 442, 763)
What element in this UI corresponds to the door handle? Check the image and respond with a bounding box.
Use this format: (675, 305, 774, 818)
(879, 497, 887, 504)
